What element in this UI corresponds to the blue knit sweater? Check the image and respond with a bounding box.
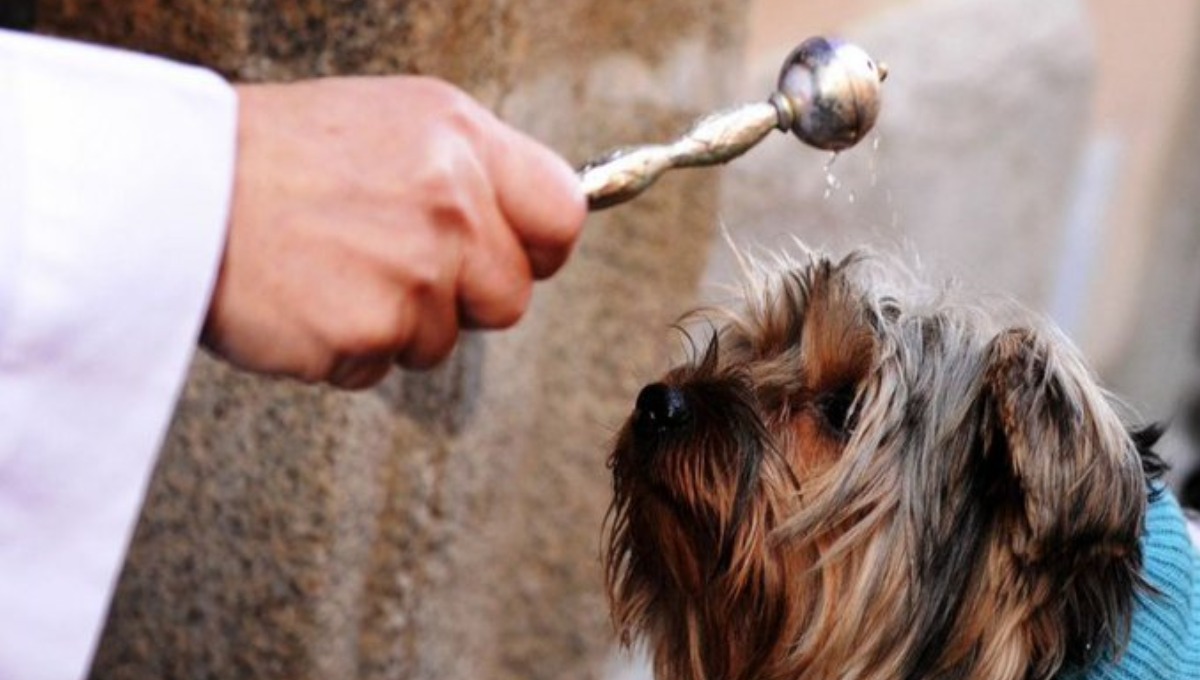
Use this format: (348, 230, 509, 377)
(1066, 490, 1200, 680)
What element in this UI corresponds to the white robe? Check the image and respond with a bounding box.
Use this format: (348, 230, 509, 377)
(0, 29, 236, 680)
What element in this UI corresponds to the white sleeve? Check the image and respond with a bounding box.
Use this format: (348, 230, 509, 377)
(0, 30, 237, 680)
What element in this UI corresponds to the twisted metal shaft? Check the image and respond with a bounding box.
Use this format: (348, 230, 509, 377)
(579, 101, 784, 211)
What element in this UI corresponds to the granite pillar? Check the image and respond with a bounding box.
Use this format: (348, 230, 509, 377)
(35, 2, 744, 678)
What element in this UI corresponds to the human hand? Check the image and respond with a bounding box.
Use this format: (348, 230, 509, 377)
(202, 77, 586, 388)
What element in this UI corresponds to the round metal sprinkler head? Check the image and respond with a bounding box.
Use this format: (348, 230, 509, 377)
(774, 36, 888, 152)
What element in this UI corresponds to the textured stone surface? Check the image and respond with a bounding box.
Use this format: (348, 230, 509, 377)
(707, 0, 1095, 311)
(35, 2, 743, 678)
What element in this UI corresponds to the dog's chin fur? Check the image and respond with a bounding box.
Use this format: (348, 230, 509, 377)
(603, 249, 1164, 680)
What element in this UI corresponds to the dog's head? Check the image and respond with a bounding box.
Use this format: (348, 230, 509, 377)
(604, 251, 1160, 680)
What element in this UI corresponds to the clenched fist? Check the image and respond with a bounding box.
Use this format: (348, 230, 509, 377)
(202, 77, 586, 388)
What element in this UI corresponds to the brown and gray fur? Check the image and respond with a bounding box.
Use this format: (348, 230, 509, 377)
(603, 248, 1163, 680)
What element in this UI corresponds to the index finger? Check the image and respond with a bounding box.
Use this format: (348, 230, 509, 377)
(481, 118, 587, 279)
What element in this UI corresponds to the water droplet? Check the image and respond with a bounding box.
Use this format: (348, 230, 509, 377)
(848, 191, 856, 204)
(822, 152, 844, 201)
(867, 134, 882, 187)
(885, 188, 899, 228)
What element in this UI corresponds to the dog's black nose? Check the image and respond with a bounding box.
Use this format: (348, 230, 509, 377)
(633, 383, 690, 438)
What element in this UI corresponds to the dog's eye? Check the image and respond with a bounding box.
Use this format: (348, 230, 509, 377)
(815, 385, 856, 435)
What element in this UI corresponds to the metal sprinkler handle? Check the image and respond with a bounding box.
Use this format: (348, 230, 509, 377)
(578, 37, 888, 211)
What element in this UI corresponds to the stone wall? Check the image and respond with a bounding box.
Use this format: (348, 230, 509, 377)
(36, 2, 745, 678)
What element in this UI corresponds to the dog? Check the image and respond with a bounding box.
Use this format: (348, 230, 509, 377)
(603, 248, 1200, 680)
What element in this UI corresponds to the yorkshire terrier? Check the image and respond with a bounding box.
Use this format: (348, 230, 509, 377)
(603, 249, 1200, 680)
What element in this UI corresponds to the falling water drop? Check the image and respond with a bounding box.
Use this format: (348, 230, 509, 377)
(869, 134, 881, 187)
(823, 152, 841, 200)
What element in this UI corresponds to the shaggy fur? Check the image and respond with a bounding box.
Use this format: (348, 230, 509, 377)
(603, 249, 1163, 680)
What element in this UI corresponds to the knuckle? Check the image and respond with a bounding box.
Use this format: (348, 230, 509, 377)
(402, 250, 448, 303)
(325, 355, 393, 390)
(384, 300, 424, 353)
(417, 146, 488, 240)
(329, 302, 413, 358)
(530, 246, 570, 280)
(520, 211, 586, 281)
(431, 326, 462, 366)
(431, 182, 480, 238)
(289, 342, 340, 384)
(491, 277, 534, 329)
(337, 327, 391, 358)
(402, 325, 460, 371)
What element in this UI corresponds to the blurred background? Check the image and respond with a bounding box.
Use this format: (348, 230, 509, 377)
(20, 0, 1199, 678)
(715, 0, 1200, 496)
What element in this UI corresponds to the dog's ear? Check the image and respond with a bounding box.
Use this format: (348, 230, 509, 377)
(979, 328, 1146, 666)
